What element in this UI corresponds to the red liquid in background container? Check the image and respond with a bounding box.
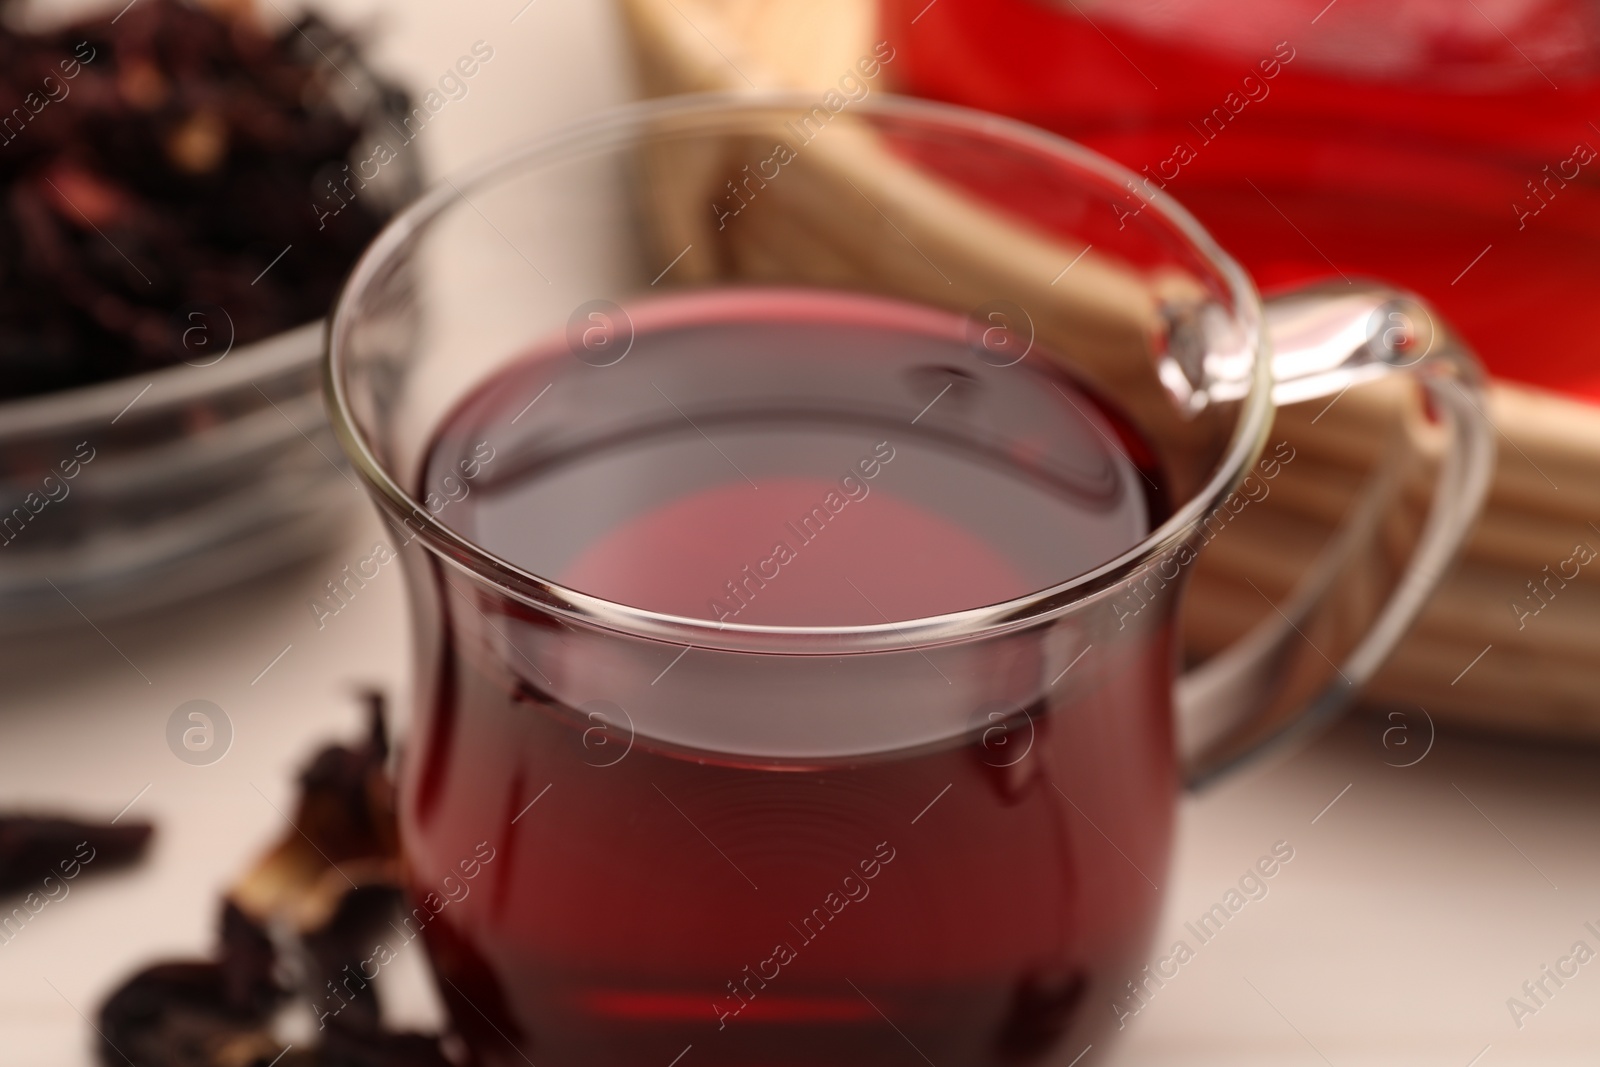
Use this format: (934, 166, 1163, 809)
(400, 290, 1177, 1066)
(881, 0, 1600, 400)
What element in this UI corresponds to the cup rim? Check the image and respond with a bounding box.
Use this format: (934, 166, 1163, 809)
(325, 90, 1272, 654)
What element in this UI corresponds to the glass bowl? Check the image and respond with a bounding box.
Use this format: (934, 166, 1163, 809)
(0, 320, 356, 632)
(0, 9, 420, 635)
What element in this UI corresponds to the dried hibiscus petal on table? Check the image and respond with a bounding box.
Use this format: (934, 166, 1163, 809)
(0, 815, 152, 896)
(96, 691, 458, 1067)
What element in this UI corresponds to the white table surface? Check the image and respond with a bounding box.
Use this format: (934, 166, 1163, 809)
(4, 1, 1599, 1064)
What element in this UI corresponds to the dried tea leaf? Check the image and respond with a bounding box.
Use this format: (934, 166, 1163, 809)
(0, 816, 152, 896)
(219, 901, 283, 1018)
(303, 884, 404, 1035)
(93, 692, 458, 1067)
(0, 0, 412, 400)
(98, 960, 275, 1066)
(230, 691, 400, 935)
(166, 110, 229, 174)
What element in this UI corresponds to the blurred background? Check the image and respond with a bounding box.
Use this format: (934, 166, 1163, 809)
(1, 0, 1597, 1063)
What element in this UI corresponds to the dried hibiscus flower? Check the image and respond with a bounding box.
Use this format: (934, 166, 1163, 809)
(0, 0, 412, 400)
(0, 815, 152, 897)
(96, 690, 457, 1067)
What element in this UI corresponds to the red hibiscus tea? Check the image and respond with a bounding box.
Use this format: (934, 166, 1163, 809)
(329, 90, 1495, 1067)
(398, 289, 1177, 1066)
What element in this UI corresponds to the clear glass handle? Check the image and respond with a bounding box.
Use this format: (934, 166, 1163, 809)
(1176, 283, 1497, 788)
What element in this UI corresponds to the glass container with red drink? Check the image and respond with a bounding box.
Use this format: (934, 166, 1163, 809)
(326, 94, 1493, 1065)
(882, 0, 1600, 401)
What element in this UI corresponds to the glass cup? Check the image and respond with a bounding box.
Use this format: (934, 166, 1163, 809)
(325, 93, 1493, 1067)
